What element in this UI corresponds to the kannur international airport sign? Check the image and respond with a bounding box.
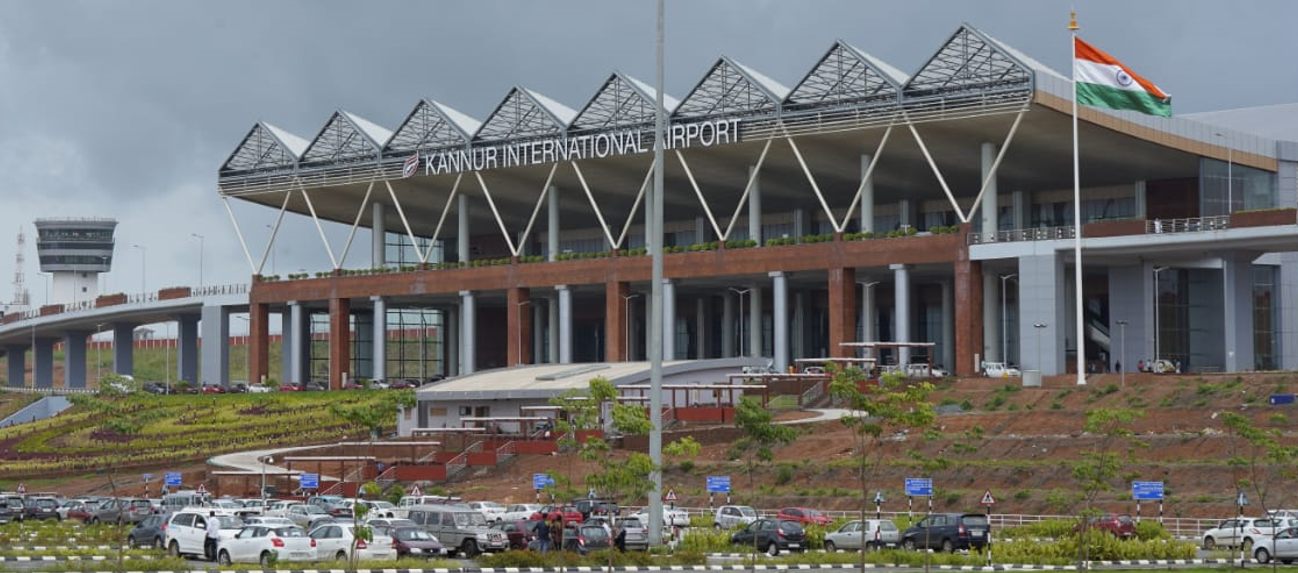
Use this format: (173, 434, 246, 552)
(423, 118, 741, 176)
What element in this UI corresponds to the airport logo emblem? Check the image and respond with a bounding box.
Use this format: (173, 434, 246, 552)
(402, 151, 420, 178)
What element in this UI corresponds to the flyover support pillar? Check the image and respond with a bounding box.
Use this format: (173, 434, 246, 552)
(200, 305, 230, 388)
(249, 302, 270, 385)
(328, 297, 351, 390)
(458, 291, 475, 375)
(892, 264, 912, 366)
(177, 314, 200, 385)
(771, 271, 788, 372)
(606, 282, 629, 362)
(828, 267, 857, 359)
(33, 337, 54, 388)
(113, 323, 136, 376)
(63, 331, 90, 388)
(5, 345, 25, 387)
(556, 285, 572, 364)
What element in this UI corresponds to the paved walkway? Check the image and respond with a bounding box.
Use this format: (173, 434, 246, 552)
(778, 408, 853, 424)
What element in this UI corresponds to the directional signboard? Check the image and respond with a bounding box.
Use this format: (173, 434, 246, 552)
(164, 472, 183, 487)
(706, 476, 731, 493)
(532, 473, 555, 490)
(904, 477, 933, 497)
(300, 473, 319, 489)
(1132, 481, 1164, 501)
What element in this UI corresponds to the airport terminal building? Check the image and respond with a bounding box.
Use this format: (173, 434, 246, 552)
(219, 24, 1298, 389)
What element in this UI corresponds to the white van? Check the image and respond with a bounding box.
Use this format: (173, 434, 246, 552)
(162, 490, 212, 513)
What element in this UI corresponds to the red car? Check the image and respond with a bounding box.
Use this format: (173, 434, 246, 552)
(280, 382, 304, 391)
(490, 519, 537, 550)
(530, 505, 583, 526)
(776, 507, 833, 526)
(1074, 513, 1136, 539)
(200, 385, 227, 394)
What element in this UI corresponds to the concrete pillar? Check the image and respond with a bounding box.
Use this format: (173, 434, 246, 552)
(372, 202, 386, 267)
(898, 199, 914, 230)
(954, 255, 985, 377)
(280, 310, 294, 384)
(1012, 190, 1030, 230)
(748, 165, 762, 245)
(63, 331, 89, 388)
(1222, 254, 1256, 372)
(749, 285, 763, 357)
(892, 264, 912, 366)
(792, 291, 806, 360)
(1134, 180, 1147, 219)
(983, 273, 1001, 362)
(1019, 253, 1065, 375)
(33, 338, 54, 388)
(286, 303, 304, 384)
(662, 279, 676, 360)
(548, 186, 560, 261)
(445, 305, 459, 376)
(980, 142, 999, 238)
(721, 292, 735, 358)
(792, 209, 809, 238)
(696, 296, 709, 359)
(942, 280, 955, 371)
(828, 268, 857, 358)
(177, 314, 200, 385)
(771, 271, 788, 371)
(507, 288, 532, 366)
(201, 304, 231, 388)
(556, 286, 572, 364)
(1108, 264, 1150, 375)
(629, 295, 642, 361)
(695, 216, 708, 245)
(457, 194, 470, 263)
(1280, 254, 1298, 370)
(113, 323, 136, 376)
(547, 296, 560, 364)
(606, 282, 629, 362)
(249, 303, 270, 385)
(459, 291, 476, 374)
(371, 296, 387, 382)
(860, 154, 875, 234)
(5, 345, 24, 387)
(861, 281, 877, 344)
(533, 302, 546, 364)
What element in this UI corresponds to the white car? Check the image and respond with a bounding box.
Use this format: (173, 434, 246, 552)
(823, 519, 900, 551)
(981, 362, 1021, 378)
(1205, 517, 1294, 550)
(500, 503, 544, 522)
(243, 516, 296, 528)
(633, 507, 691, 527)
(466, 501, 507, 522)
(309, 522, 397, 562)
(284, 503, 334, 530)
(247, 383, 272, 393)
(217, 525, 315, 566)
(1255, 526, 1298, 564)
(714, 505, 758, 530)
(165, 510, 243, 560)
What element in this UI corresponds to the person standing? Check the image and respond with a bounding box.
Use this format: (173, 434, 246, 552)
(549, 514, 563, 551)
(204, 511, 220, 561)
(535, 517, 551, 553)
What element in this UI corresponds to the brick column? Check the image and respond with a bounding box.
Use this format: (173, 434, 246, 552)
(954, 232, 984, 376)
(507, 287, 532, 366)
(249, 302, 270, 385)
(828, 267, 858, 358)
(328, 297, 351, 390)
(606, 281, 629, 362)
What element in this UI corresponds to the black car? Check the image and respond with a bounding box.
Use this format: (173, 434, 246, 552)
(574, 498, 617, 520)
(141, 382, 169, 394)
(0, 496, 24, 524)
(730, 518, 807, 556)
(128, 514, 168, 549)
(562, 524, 612, 555)
(24, 497, 61, 520)
(901, 513, 990, 552)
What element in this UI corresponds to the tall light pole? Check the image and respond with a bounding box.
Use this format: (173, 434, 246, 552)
(1152, 266, 1169, 365)
(131, 244, 147, 294)
(259, 455, 274, 502)
(1216, 132, 1233, 214)
(728, 287, 751, 357)
(1115, 320, 1128, 387)
(191, 233, 205, 289)
(514, 300, 531, 366)
(622, 293, 641, 361)
(1033, 323, 1048, 372)
(1000, 273, 1017, 364)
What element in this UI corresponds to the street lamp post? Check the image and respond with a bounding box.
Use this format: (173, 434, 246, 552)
(131, 244, 147, 294)
(1033, 323, 1048, 372)
(514, 300, 532, 366)
(622, 293, 642, 361)
(1115, 320, 1128, 387)
(191, 233, 205, 290)
(259, 455, 274, 502)
(728, 287, 751, 357)
(1152, 266, 1169, 366)
(1000, 273, 1017, 364)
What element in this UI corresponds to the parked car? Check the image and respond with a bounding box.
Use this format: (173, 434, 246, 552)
(824, 519, 900, 551)
(58, 499, 91, 522)
(389, 525, 447, 558)
(714, 505, 759, 530)
(166, 510, 243, 560)
(406, 503, 509, 557)
(285, 503, 335, 530)
(500, 503, 544, 522)
(24, 497, 62, 520)
(1074, 513, 1136, 539)
(0, 496, 25, 524)
(776, 507, 833, 526)
(1203, 518, 1289, 550)
(242, 516, 296, 528)
(467, 501, 507, 522)
(574, 498, 617, 520)
(632, 506, 691, 528)
(64, 499, 97, 522)
(614, 516, 650, 551)
(530, 504, 583, 526)
(901, 513, 989, 552)
(730, 518, 807, 556)
(981, 361, 1021, 377)
(1255, 526, 1298, 564)
(563, 523, 612, 555)
(247, 383, 272, 393)
(490, 519, 537, 550)
(218, 524, 315, 566)
(201, 384, 227, 394)
(309, 522, 397, 562)
(128, 514, 169, 549)
(92, 497, 154, 524)
(280, 382, 305, 391)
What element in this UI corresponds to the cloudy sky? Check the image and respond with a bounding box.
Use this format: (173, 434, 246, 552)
(0, 0, 1294, 315)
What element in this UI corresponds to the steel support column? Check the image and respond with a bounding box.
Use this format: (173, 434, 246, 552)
(113, 323, 136, 376)
(371, 296, 387, 382)
(178, 314, 200, 385)
(771, 271, 788, 371)
(459, 291, 475, 374)
(557, 285, 572, 364)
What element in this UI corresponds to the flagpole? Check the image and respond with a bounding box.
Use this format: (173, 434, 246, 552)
(1070, 12, 1086, 386)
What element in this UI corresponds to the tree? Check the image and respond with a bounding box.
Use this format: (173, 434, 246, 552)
(1222, 412, 1298, 570)
(828, 367, 935, 572)
(732, 395, 797, 489)
(548, 380, 609, 497)
(1072, 408, 1144, 568)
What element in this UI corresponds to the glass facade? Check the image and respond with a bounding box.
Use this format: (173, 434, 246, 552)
(1254, 265, 1279, 371)
(1032, 197, 1136, 227)
(1201, 158, 1276, 216)
(385, 231, 440, 266)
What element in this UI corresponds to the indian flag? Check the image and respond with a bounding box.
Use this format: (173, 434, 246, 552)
(1074, 37, 1171, 118)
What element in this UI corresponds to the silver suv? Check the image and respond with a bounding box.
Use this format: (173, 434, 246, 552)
(406, 504, 508, 557)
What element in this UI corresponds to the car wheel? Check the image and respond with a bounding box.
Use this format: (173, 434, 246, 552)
(1256, 547, 1271, 564)
(127, 536, 137, 549)
(218, 550, 232, 565)
(90, 517, 99, 524)
(903, 539, 917, 551)
(824, 541, 837, 553)
(336, 550, 347, 561)
(153, 537, 164, 550)
(1204, 537, 1216, 550)
(260, 552, 273, 567)
(1243, 537, 1255, 552)
(942, 539, 955, 553)
(714, 523, 722, 530)
(168, 541, 181, 558)
(461, 539, 480, 558)
(766, 541, 779, 556)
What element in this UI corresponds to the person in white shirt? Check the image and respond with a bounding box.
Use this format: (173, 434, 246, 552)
(204, 511, 220, 561)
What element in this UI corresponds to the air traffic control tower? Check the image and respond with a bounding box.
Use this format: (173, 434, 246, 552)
(34, 218, 117, 305)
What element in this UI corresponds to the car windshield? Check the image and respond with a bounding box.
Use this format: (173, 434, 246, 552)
(217, 516, 244, 528)
(621, 518, 643, 528)
(454, 512, 488, 527)
(778, 521, 802, 533)
(806, 509, 825, 517)
(272, 526, 306, 537)
(962, 515, 989, 527)
(739, 507, 757, 517)
(384, 519, 416, 528)
(396, 528, 435, 541)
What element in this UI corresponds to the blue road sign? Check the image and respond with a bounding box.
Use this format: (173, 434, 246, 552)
(532, 473, 555, 489)
(905, 477, 933, 497)
(1132, 481, 1164, 501)
(300, 473, 319, 489)
(706, 476, 731, 493)
(164, 472, 182, 487)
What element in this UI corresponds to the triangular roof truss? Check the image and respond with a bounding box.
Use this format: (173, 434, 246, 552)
(475, 88, 569, 143)
(220, 122, 301, 175)
(385, 99, 474, 155)
(301, 111, 384, 164)
(570, 72, 664, 132)
(673, 57, 783, 120)
(903, 24, 1033, 99)
(785, 41, 902, 112)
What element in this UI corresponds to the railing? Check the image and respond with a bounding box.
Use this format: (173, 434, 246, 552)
(1, 284, 250, 326)
(443, 440, 484, 481)
(318, 481, 344, 496)
(662, 407, 676, 426)
(193, 283, 249, 297)
(800, 380, 826, 407)
(375, 464, 399, 488)
(339, 464, 367, 484)
(495, 441, 517, 465)
(2, 386, 98, 395)
(1146, 215, 1230, 234)
(967, 215, 1234, 246)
